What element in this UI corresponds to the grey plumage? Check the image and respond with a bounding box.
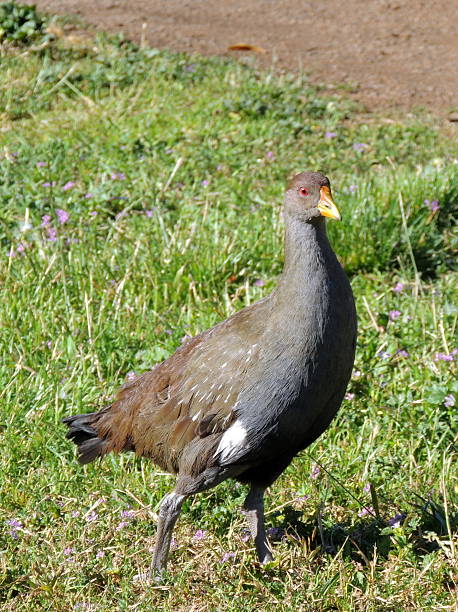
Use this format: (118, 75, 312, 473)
(63, 171, 357, 577)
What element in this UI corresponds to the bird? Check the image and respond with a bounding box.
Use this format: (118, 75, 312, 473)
(63, 171, 357, 576)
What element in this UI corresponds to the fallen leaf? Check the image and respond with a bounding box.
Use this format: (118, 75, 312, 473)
(228, 43, 266, 54)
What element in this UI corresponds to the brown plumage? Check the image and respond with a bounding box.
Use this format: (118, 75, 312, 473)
(64, 171, 357, 576)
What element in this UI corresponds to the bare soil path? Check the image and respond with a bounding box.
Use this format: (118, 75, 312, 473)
(26, 0, 458, 115)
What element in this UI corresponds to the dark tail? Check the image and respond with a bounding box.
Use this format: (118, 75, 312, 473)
(62, 412, 108, 465)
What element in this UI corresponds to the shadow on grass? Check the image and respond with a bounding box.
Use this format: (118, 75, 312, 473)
(269, 492, 458, 564)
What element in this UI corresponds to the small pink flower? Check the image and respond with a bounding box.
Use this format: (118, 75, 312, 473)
(358, 506, 374, 518)
(96, 550, 105, 559)
(116, 521, 129, 531)
(62, 181, 75, 191)
(266, 151, 275, 159)
(126, 371, 136, 381)
(389, 310, 401, 321)
(56, 209, 69, 224)
(221, 551, 236, 563)
(192, 529, 206, 541)
(311, 464, 321, 479)
(47, 227, 58, 242)
(253, 279, 265, 287)
(325, 131, 337, 139)
(345, 392, 355, 401)
(201, 179, 210, 188)
(36, 161, 47, 167)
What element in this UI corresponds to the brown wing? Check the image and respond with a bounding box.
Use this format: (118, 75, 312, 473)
(98, 298, 270, 474)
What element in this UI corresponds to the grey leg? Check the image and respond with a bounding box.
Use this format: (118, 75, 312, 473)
(151, 491, 186, 576)
(242, 485, 273, 564)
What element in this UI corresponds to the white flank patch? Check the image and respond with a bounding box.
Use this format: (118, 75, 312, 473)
(214, 420, 247, 462)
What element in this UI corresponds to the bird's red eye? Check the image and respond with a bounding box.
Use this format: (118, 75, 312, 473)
(299, 187, 309, 196)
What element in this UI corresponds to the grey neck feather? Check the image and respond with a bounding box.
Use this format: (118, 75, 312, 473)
(274, 214, 337, 299)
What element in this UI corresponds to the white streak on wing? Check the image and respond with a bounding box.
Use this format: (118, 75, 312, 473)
(221, 362, 228, 368)
(214, 420, 247, 462)
(191, 410, 201, 421)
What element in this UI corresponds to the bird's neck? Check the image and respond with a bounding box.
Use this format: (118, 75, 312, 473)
(276, 215, 336, 293)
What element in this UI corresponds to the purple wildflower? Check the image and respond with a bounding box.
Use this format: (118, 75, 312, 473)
(267, 526, 285, 541)
(377, 351, 391, 360)
(89, 211, 97, 218)
(96, 550, 105, 559)
(363, 483, 371, 493)
(353, 143, 367, 152)
(145, 210, 154, 218)
(387, 512, 406, 527)
(47, 227, 58, 242)
(64, 547, 74, 556)
(396, 349, 409, 358)
(16, 243, 25, 254)
(201, 179, 210, 188)
(345, 392, 355, 401)
(393, 282, 405, 293)
(85, 193, 94, 199)
(41, 214, 51, 227)
(42, 181, 56, 188)
(116, 521, 129, 531)
(62, 181, 75, 191)
(7, 248, 15, 257)
(126, 371, 137, 381)
(266, 151, 275, 160)
(110, 172, 126, 180)
(358, 506, 374, 518)
(7, 519, 23, 539)
(424, 199, 440, 213)
(56, 209, 69, 224)
(353, 370, 361, 378)
(216, 164, 224, 172)
(47, 341, 53, 349)
(311, 464, 321, 479)
(192, 529, 206, 541)
(295, 494, 310, 502)
(121, 510, 135, 519)
(253, 279, 265, 287)
(241, 530, 250, 543)
(71, 510, 80, 518)
(325, 131, 337, 139)
(85, 511, 98, 523)
(389, 310, 401, 321)
(184, 64, 196, 73)
(434, 352, 454, 362)
(36, 161, 47, 167)
(444, 394, 455, 408)
(221, 551, 236, 563)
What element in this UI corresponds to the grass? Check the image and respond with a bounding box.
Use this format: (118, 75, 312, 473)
(0, 6, 457, 611)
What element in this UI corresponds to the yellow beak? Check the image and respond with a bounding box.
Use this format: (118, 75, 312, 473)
(317, 186, 341, 221)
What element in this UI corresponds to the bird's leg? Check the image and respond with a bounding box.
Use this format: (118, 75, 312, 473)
(150, 490, 186, 577)
(242, 485, 273, 564)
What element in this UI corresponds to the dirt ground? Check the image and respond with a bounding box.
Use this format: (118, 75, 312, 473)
(26, 0, 458, 115)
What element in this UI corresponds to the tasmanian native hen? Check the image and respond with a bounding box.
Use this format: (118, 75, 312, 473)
(63, 171, 357, 575)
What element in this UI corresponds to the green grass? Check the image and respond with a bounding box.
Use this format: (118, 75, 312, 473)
(1, 9, 457, 611)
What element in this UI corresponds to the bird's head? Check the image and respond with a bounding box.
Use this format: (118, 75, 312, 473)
(284, 171, 341, 223)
